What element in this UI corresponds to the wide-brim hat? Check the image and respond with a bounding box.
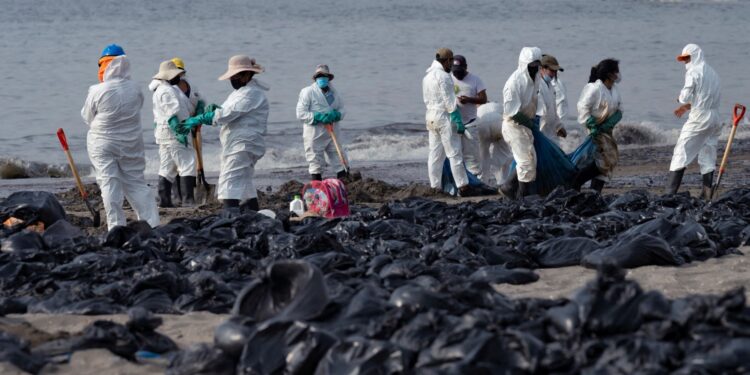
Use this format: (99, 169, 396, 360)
(218, 55, 264, 80)
(312, 64, 334, 80)
(153, 60, 184, 81)
(541, 54, 564, 72)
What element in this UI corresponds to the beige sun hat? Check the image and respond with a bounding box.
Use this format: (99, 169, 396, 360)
(218, 55, 264, 80)
(153, 60, 184, 81)
(312, 64, 334, 80)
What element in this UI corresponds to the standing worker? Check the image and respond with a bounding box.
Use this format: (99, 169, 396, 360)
(451, 55, 487, 177)
(423, 48, 477, 196)
(81, 44, 159, 231)
(574, 59, 623, 193)
(665, 44, 721, 199)
(500, 47, 542, 199)
(295, 64, 349, 181)
(171, 58, 205, 116)
(180, 55, 268, 216)
(150, 60, 196, 207)
(537, 55, 567, 142)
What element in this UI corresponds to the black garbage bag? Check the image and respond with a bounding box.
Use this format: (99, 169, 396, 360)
(42, 220, 83, 246)
(0, 191, 66, 228)
(583, 231, 683, 269)
(314, 337, 410, 375)
(126, 307, 178, 354)
(214, 315, 256, 359)
(232, 260, 329, 323)
(1, 230, 45, 252)
(468, 265, 539, 285)
(533, 237, 601, 268)
(0, 331, 47, 374)
(74, 320, 139, 360)
(167, 343, 236, 375)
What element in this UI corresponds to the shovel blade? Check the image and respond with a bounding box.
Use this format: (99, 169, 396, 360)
(84, 199, 102, 227)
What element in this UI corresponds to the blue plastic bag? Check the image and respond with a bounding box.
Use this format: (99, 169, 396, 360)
(509, 126, 578, 196)
(570, 136, 597, 171)
(441, 159, 488, 196)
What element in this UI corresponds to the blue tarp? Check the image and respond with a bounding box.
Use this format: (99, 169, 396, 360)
(509, 126, 578, 196)
(441, 159, 490, 196)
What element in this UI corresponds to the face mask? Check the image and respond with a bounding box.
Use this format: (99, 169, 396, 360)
(97, 56, 115, 82)
(453, 69, 467, 80)
(231, 78, 245, 90)
(615, 72, 622, 83)
(542, 74, 553, 83)
(316, 77, 329, 88)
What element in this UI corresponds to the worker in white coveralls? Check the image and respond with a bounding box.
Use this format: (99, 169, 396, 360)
(180, 55, 269, 217)
(537, 55, 568, 143)
(81, 44, 160, 231)
(666, 44, 722, 200)
(149, 60, 196, 208)
(451, 55, 487, 177)
(296, 64, 349, 181)
(475, 102, 514, 186)
(500, 47, 542, 199)
(422, 48, 479, 197)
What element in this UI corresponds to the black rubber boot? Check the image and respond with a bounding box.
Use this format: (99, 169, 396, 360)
(499, 172, 518, 199)
(311, 173, 322, 181)
(336, 170, 349, 180)
(181, 176, 196, 206)
(573, 164, 600, 191)
(158, 177, 174, 208)
(701, 171, 714, 200)
(590, 179, 605, 194)
(173, 175, 182, 205)
(240, 198, 260, 213)
(222, 199, 240, 219)
(666, 168, 685, 195)
(517, 181, 530, 199)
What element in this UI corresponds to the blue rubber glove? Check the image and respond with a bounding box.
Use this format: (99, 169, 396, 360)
(601, 110, 623, 133)
(313, 112, 327, 124)
(450, 110, 465, 134)
(205, 103, 221, 113)
(194, 100, 206, 116)
(585, 116, 600, 137)
(510, 112, 534, 128)
(182, 111, 215, 130)
(327, 109, 342, 123)
(168, 116, 189, 146)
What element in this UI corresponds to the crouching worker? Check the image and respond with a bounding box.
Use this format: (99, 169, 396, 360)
(296, 64, 349, 181)
(81, 44, 159, 231)
(180, 55, 269, 217)
(150, 60, 196, 207)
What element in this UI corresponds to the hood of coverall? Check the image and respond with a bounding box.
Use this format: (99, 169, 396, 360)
(517, 47, 541, 70)
(681, 43, 705, 70)
(102, 55, 132, 82)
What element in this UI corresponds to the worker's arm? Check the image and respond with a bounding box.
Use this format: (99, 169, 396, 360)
(295, 88, 315, 125)
(439, 74, 458, 114)
(80, 88, 97, 125)
(675, 72, 696, 118)
(576, 84, 598, 126)
(333, 88, 345, 122)
(553, 78, 569, 119)
(459, 89, 487, 105)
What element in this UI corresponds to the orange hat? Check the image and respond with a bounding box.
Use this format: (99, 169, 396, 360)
(676, 54, 690, 62)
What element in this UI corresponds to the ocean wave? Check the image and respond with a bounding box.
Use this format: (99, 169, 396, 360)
(0, 158, 87, 180)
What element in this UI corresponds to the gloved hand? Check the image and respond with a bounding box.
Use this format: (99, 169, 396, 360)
(182, 111, 215, 131)
(327, 109, 342, 123)
(601, 110, 623, 131)
(510, 112, 533, 128)
(205, 103, 221, 113)
(450, 110, 465, 134)
(532, 115, 541, 128)
(194, 100, 206, 116)
(313, 112, 327, 124)
(585, 116, 600, 137)
(168, 116, 189, 146)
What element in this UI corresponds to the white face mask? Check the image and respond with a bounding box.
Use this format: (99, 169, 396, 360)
(615, 72, 622, 83)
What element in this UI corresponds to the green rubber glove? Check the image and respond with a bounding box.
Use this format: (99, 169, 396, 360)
(194, 100, 206, 116)
(313, 112, 327, 124)
(205, 103, 221, 113)
(328, 109, 342, 123)
(510, 112, 533, 128)
(450, 110, 465, 134)
(585, 116, 600, 137)
(168, 116, 189, 146)
(601, 110, 623, 133)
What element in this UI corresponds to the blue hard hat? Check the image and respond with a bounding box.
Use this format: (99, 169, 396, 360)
(101, 44, 125, 57)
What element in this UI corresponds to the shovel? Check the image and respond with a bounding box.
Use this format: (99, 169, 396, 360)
(192, 126, 217, 204)
(325, 123, 350, 175)
(56, 128, 101, 227)
(710, 103, 746, 201)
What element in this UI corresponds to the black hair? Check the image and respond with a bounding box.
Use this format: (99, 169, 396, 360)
(588, 58, 619, 83)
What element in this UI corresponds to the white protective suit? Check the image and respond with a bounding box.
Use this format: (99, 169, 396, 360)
(669, 44, 722, 174)
(577, 79, 623, 180)
(476, 102, 514, 185)
(537, 79, 564, 141)
(551, 77, 568, 120)
(452, 72, 485, 176)
(501, 47, 541, 183)
(295, 82, 349, 175)
(81, 56, 160, 230)
(212, 80, 269, 201)
(182, 78, 204, 116)
(422, 60, 468, 189)
(150, 79, 196, 182)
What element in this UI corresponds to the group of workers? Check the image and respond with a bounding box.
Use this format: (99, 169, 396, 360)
(422, 44, 721, 200)
(81, 42, 721, 232)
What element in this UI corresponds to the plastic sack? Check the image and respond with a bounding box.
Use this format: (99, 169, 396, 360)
(0, 191, 66, 228)
(302, 179, 350, 218)
(440, 159, 496, 196)
(509, 126, 577, 196)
